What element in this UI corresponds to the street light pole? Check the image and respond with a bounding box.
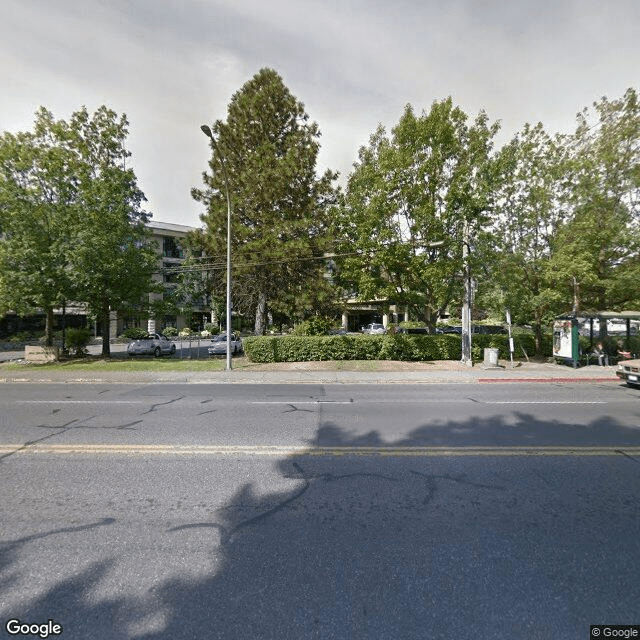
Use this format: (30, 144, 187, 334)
(201, 124, 233, 371)
(461, 219, 473, 367)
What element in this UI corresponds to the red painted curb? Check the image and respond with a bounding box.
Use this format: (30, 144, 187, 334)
(478, 377, 619, 383)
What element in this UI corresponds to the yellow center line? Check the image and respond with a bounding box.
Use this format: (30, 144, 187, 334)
(1, 444, 640, 457)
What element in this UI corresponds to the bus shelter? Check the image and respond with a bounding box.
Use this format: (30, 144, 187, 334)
(553, 311, 640, 367)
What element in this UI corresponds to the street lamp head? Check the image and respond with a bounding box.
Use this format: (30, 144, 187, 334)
(200, 124, 213, 139)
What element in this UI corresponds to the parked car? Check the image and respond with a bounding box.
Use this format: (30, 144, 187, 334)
(127, 333, 176, 357)
(437, 325, 462, 334)
(616, 358, 640, 387)
(473, 325, 508, 334)
(363, 323, 386, 334)
(208, 332, 242, 356)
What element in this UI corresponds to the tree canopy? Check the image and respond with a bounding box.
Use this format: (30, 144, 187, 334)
(548, 89, 640, 314)
(2, 79, 639, 352)
(0, 106, 157, 353)
(485, 89, 640, 348)
(332, 98, 499, 330)
(192, 68, 339, 334)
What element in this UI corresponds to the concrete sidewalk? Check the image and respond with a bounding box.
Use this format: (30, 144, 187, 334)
(0, 360, 621, 385)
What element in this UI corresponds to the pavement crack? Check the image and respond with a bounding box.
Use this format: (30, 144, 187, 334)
(143, 396, 185, 414)
(167, 463, 312, 546)
(221, 477, 311, 546)
(615, 449, 640, 465)
(167, 522, 227, 536)
(410, 469, 505, 492)
(0, 425, 72, 462)
(0, 518, 116, 546)
(114, 420, 142, 430)
(283, 404, 315, 413)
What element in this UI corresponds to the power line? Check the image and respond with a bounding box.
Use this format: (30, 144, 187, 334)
(157, 241, 447, 275)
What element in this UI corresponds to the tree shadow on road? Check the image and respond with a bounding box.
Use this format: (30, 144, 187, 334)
(3, 411, 640, 639)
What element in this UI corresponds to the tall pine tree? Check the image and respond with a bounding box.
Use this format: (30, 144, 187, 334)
(193, 68, 338, 334)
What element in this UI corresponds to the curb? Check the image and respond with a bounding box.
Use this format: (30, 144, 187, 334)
(478, 377, 619, 384)
(0, 372, 621, 385)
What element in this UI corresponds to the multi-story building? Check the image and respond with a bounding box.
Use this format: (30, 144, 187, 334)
(115, 220, 210, 338)
(1, 218, 412, 341)
(0, 220, 212, 341)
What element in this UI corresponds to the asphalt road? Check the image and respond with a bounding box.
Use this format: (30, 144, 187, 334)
(1, 382, 639, 639)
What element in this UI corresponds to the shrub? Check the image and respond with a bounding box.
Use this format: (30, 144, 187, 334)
(291, 317, 338, 336)
(470, 333, 542, 360)
(242, 332, 549, 363)
(120, 327, 150, 340)
(162, 326, 178, 338)
(9, 331, 41, 344)
(65, 327, 94, 357)
(399, 321, 428, 329)
(203, 323, 218, 335)
(243, 334, 462, 363)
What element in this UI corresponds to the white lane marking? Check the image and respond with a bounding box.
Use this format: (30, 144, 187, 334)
(250, 400, 607, 405)
(483, 401, 606, 404)
(15, 400, 146, 404)
(249, 401, 354, 405)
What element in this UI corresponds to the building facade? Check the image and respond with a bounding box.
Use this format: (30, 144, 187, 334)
(115, 220, 210, 338)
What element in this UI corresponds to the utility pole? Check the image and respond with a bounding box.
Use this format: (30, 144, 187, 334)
(461, 220, 472, 367)
(201, 124, 233, 371)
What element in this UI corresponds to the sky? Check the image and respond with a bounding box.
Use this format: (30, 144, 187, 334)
(2, 0, 639, 228)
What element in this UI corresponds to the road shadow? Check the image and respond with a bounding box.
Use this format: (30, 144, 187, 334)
(3, 412, 640, 639)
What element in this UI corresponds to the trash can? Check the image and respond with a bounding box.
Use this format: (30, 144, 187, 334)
(483, 347, 500, 368)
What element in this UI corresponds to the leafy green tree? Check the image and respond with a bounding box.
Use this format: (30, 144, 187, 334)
(485, 123, 570, 351)
(193, 68, 339, 334)
(548, 89, 640, 315)
(0, 106, 158, 355)
(333, 98, 499, 331)
(64, 107, 158, 356)
(0, 108, 79, 345)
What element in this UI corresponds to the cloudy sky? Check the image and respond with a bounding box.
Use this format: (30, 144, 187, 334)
(2, 0, 639, 227)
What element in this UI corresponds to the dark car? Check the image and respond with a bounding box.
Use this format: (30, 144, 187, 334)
(473, 325, 508, 335)
(437, 326, 462, 334)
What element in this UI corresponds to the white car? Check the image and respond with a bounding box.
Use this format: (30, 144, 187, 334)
(127, 333, 176, 357)
(363, 323, 386, 334)
(208, 333, 242, 356)
(616, 358, 640, 387)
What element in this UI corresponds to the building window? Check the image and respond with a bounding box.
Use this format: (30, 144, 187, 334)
(163, 262, 180, 284)
(163, 237, 183, 259)
(163, 316, 177, 329)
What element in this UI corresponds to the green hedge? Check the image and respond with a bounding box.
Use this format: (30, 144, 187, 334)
(243, 333, 544, 363)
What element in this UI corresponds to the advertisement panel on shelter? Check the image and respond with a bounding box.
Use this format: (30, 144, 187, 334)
(553, 320, 574, 359)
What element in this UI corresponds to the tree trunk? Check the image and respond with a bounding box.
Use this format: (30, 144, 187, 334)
(422, 306, 436, 333)
(45, 307, 55, 347)
(254, 292, 267, 335)
(533, 320, 543, 357)
(101, 304, 111, 357)
(572, 276, 580, 316)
